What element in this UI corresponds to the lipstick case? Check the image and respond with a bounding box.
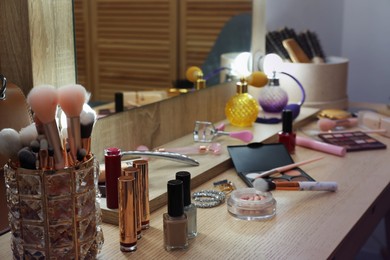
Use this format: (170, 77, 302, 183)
(118, 176, 137, 252)
(278, 109, 296, 154)
(133, 160, 150, 229)
(104, 147, 121, 209)
(163, 179, 188, 251)
(123, 166, 142, 239)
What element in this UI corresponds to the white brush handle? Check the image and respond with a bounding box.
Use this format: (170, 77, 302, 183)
(299, 181, 338, 192)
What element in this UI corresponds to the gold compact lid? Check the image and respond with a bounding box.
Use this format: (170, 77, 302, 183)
(317, 109, 352, 120)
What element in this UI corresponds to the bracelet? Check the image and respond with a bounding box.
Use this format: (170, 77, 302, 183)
(192, 190, 226, 208)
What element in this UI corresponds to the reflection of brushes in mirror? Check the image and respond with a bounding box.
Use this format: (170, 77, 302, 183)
(121, 150, 199, 166)
(58, 84, 87, 162)
(156, 143, 222, 155)
(253, 178, 337, 192)
(27, 85, 64, 169)
(19, 123, 38, 147)
(246, 156, 324, 179)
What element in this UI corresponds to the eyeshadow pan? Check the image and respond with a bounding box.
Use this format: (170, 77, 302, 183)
(318, 131, 387, 152)
(291, 176, 309, 181)
(284, 170, 302, 177)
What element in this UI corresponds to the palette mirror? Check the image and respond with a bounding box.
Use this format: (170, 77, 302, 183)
(72, 0, 252, 114)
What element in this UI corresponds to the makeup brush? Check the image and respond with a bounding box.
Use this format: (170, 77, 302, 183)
(0, 128, 23, 162)
(58, 84, 87, 162)
(27, 85, 64, 169)
(18, 148, 37, 170)
(253, 178, 338, 192)
(19, 123, 38, 147)
(245, 156, 324, 179)
(80, 103, 97, 155)
(317, 118, 358, 131)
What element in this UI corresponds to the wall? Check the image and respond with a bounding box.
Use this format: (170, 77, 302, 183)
(266, 0, 390, 104)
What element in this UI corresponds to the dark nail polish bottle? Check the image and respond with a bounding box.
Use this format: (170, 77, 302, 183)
(278, 109, 296, 154)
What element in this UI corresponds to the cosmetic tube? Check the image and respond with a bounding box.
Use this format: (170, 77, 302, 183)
(296, 136, 346, 157)
(163, 180, 188, 251)
(118, 176, 137, 252)
(176, 171, 197, 239)
(123, 166, 142, 239)
(133, 160, 150, 229)
(105, 147, 122, 209)
(278, 109, 296, 154)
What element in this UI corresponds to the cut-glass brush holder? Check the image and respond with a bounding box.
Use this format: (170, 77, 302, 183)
(4, 155, 104, 259)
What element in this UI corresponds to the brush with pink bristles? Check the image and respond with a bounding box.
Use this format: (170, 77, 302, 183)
(27, 85, 64, 169)
(58, 84, 87, 162)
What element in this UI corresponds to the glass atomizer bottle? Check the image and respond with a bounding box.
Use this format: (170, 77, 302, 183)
(176, 171, 197, 239)
(163, 180, 189, 251)
(225, 78, 259, 127)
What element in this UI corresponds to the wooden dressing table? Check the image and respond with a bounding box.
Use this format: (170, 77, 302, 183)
(1, 105, 389, 259)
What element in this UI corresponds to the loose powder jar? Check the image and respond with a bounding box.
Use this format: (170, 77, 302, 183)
(227, 188, 276, 221)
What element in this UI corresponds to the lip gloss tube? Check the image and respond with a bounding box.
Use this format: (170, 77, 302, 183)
(105, 147, 122, 209)
(118, 176, 137, 252)
(123, 166, 142, 239)
(133, 160, 150, 229)
(296, 136, 346, 157)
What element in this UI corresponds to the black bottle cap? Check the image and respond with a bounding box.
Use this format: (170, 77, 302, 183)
(167, 179, 184, 217)
(115, 92, 124, 113)
(176, 171, 191, 206)
(282, 109, 293, 133)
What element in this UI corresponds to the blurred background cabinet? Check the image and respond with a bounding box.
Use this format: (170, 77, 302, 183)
(74, 0, 252, 102)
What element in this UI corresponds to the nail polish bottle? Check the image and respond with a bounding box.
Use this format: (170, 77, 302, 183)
(105, 147, 121, 209)
(278, 109, 296, 154)
(176, 171, 197, 239)
(118, 176, 137, 252)
(163, 180, 188, 251)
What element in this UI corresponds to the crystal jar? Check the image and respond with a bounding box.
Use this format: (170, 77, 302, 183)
(4, 155, 104, 259)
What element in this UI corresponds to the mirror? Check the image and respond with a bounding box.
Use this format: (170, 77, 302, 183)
(73, 0, 252, 115)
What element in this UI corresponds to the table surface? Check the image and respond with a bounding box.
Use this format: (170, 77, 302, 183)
(1, 105, 390, 259)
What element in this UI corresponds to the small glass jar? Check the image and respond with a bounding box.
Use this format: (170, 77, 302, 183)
(227, 188, 276, 221)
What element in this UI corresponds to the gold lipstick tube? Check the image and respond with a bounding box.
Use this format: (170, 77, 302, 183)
(123, 166, 142, 239)
(118, 176, 137, 252)
(133, 160, 150, 229)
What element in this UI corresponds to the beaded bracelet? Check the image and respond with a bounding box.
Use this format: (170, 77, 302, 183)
(192, 190, 226, 208)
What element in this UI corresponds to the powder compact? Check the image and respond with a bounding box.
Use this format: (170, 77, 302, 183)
(227, 143, 315, 187)
(227, 188, 276, 221)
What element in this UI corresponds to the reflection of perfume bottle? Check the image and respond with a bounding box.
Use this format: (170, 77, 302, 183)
(163, 180, 188, 251)
(176, 171, 197, 239)
(225, 78, 259, 127)
(258, 71, 288, 113)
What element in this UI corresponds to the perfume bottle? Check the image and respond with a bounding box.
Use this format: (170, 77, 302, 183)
(278, 109, 296, 154)
(258, 72, 288, 113)
(225, 78, 260, 127)
(176, 171, 197, 239)
(163, 180, 188, 251)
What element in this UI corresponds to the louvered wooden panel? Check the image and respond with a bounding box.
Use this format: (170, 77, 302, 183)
(180, 0, 252, 78)
(90, 0, 177, 101)
(74, 0, 91, 92)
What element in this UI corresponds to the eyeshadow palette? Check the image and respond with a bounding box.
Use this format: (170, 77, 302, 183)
(227, 143, 315, 187)
(318, 131, 387, 152)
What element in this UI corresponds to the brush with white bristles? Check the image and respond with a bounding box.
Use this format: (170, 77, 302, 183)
(0, 128, 23, 163)
(19, 123, 38, 147)
(58, 84, 87, 162)
(253, 178, 338, 192)
(27, 84, 64, 169)
(80, 103, 97, 155)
